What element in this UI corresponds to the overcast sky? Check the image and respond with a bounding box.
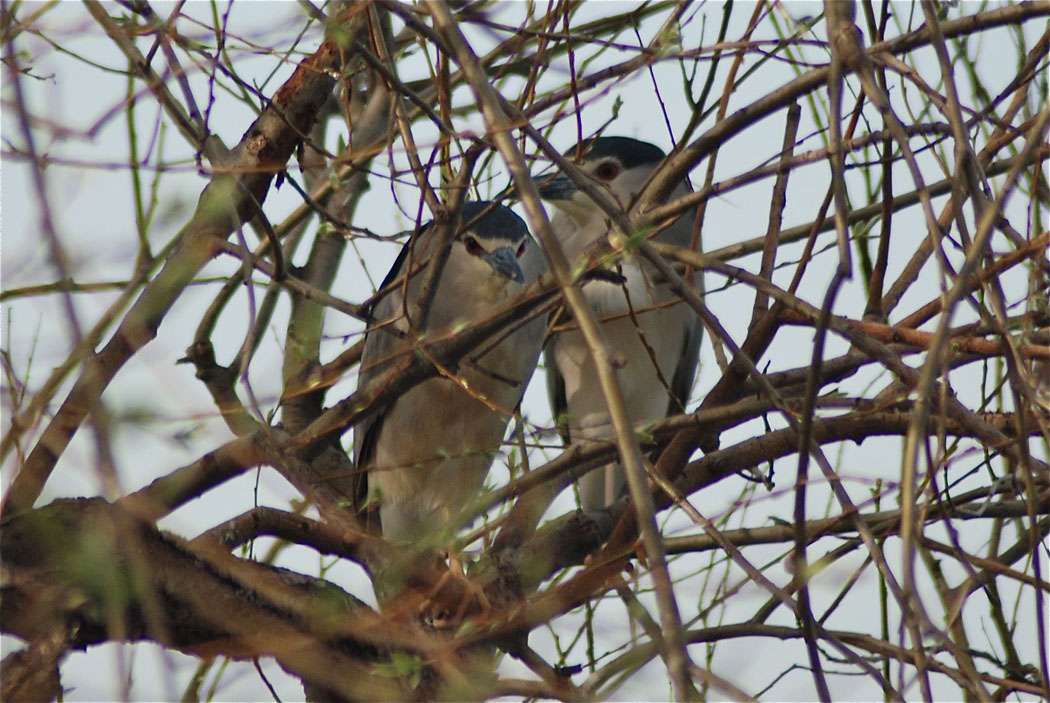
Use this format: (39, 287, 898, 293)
(2, 2, 1044, 700)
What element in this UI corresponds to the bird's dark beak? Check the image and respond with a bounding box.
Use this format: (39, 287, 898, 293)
(484, 246, 525, 283)
(532, 172, 577, 201)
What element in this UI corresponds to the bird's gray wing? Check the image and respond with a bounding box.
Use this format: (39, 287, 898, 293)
(667, 311, 702, 418)
(543, 337, 571, 446)
(352, 233, 418, 519)
(660, 202, 702, 415)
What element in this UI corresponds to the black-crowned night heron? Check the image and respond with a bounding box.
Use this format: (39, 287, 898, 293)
(354, 201, 547, 543)
(535, 136, 702, 511)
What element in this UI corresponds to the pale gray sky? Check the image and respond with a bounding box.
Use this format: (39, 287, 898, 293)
(2, 2, 1044, 700)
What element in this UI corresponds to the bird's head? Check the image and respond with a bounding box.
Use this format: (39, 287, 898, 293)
(533, 136, 667, 226)
(449, 201, 539, 289)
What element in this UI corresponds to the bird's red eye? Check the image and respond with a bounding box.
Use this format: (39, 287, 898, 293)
(595, 161, 620, 180)
(516, 240, 528, 258)
(464, 236, 482, 255)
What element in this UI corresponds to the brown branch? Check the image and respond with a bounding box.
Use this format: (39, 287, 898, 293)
(637, 2, 1049, 207)
(463, 409, 1047, 652)
(0, 496, 546, 700)
(664, 497, 1049, 556)
(2, 6, 369, 519)
(0, 497, 399, 700)
(779, 309, 1050, 361)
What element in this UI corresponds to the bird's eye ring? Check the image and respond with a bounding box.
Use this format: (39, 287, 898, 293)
(516, 240, 528, 258)
(464, 236, 482, 255)
(595, 161, 620, 180)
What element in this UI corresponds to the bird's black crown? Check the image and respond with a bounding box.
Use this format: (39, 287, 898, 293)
(569, 136, 666, 169)
(456, 201, 530, 242)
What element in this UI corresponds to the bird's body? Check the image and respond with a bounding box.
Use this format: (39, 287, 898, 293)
(354, 202, 546, 542)
(539, 137, 702, 510)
